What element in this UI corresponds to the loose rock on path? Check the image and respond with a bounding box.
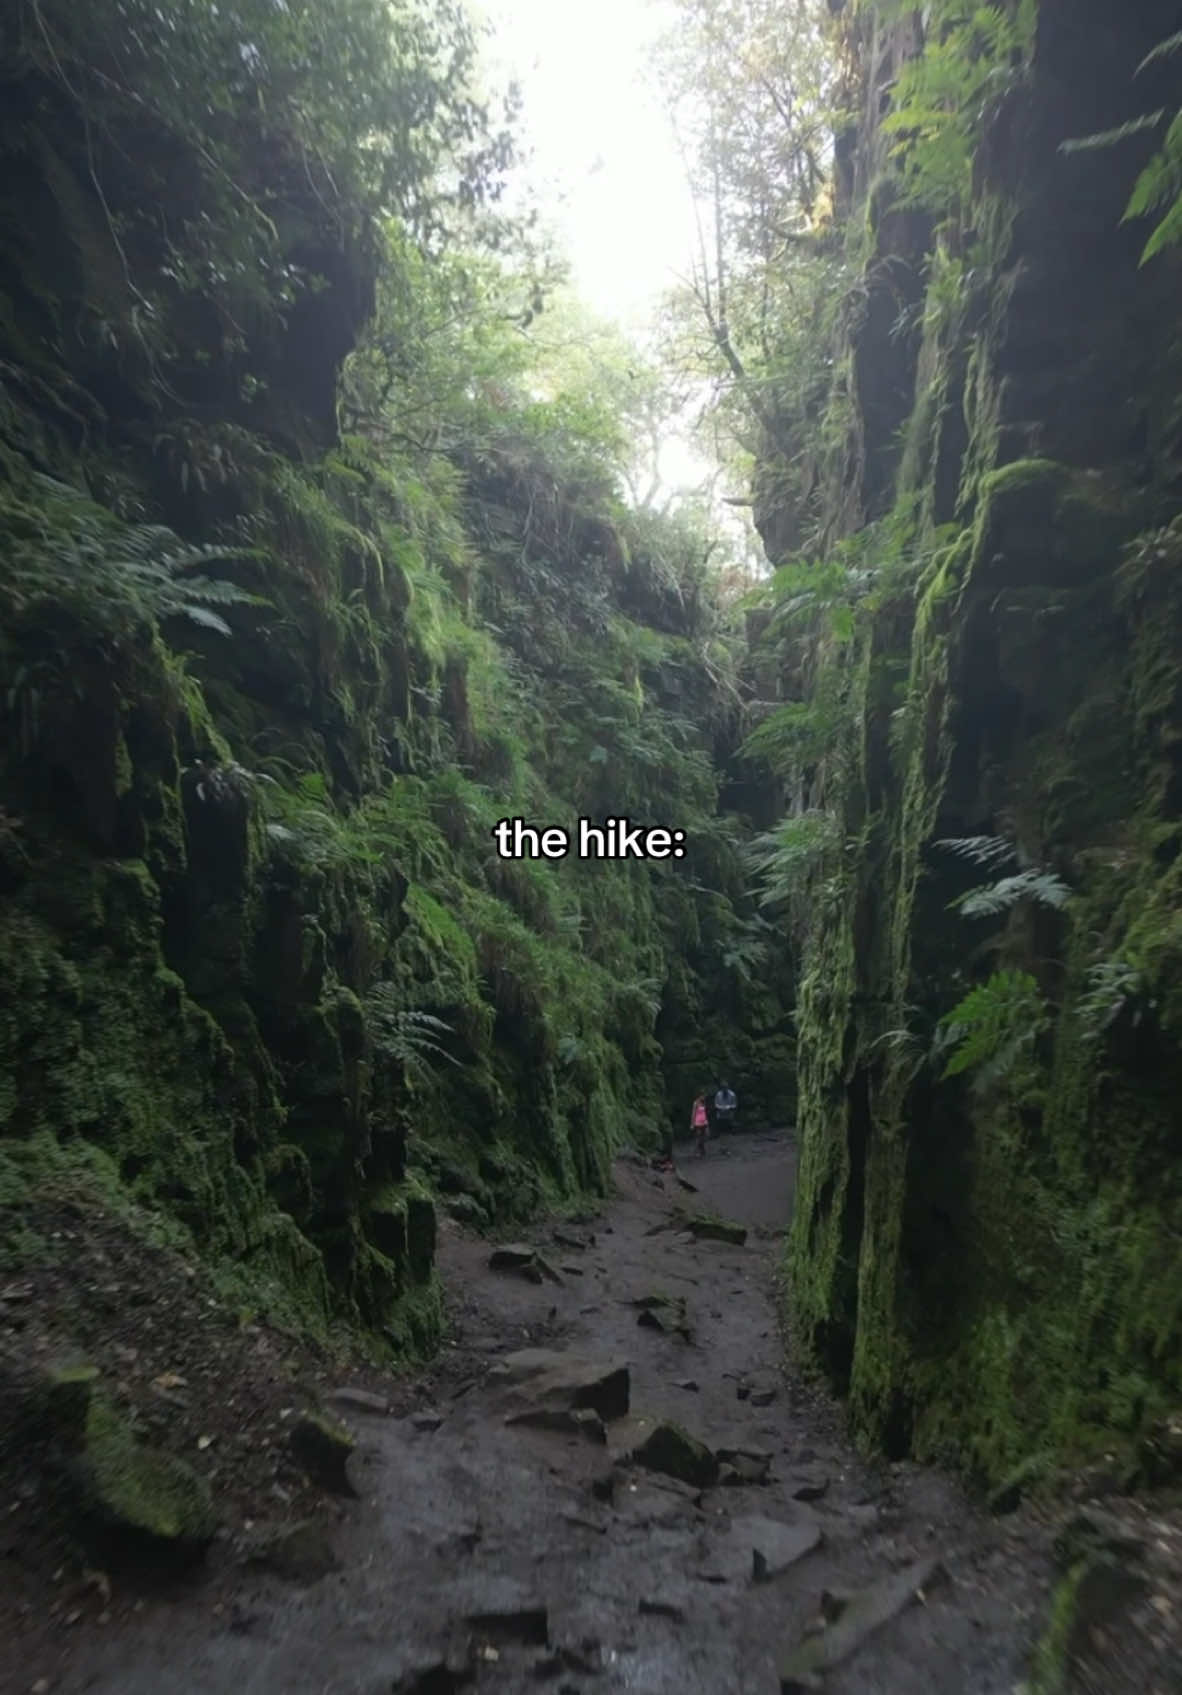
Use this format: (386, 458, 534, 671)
(37, 1130, 1058, 1695)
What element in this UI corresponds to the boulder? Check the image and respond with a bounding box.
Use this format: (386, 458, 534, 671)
(330, 1386, 391, 1415)
(464, 1601, 549, 1646)
(632, 1421, 719, 1489)
(614, 1476, 702, 1527)
(552, 1229, 587, 1251)
(49, 1370, 217, 1560)
(682, 1213, 748, 1246)
(488, 1245, 563, 1285)
(791, 1474, 830, 1503)
(749, 1515, 822, 1580)
(492, 1349, 630, 1422)
(777, 1556, 947, 1690)
(289, 1412, 356, 1495)
(504, 1405, 606, 1443)
(489, 1243, 538, 1271)
(1139, 1409, 1182, 1484)
(697, 1513, 820, 1584)
(1054, 1508, 1146, 1567)
(717, 1445, 773, 1485)
(243, 1520, 339, 1583)
(639, 1596, 687, 1620)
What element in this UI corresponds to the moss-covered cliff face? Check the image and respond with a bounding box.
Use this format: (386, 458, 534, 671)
(0, 0, 793, 1357)
(754, 0, 1182, 1484)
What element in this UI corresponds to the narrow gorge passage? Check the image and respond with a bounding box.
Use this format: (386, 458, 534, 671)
(66, 1133, 1051, 1695)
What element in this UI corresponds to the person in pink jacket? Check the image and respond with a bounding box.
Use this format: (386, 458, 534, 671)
(690, 1091, 710, 1158)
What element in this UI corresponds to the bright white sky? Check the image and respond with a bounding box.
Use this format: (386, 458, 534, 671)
(473, 0, 762, 564)
(476, 0, 699, 330)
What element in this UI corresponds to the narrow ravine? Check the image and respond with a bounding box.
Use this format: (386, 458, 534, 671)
(67, 1131, 1054, 1695)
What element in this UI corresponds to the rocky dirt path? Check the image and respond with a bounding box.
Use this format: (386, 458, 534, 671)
(56, 1130, 1056, 1695)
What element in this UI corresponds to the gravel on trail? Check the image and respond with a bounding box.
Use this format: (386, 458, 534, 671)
(3, 1131, 1069, 1694)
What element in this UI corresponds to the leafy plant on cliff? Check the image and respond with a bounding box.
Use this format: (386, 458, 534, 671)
(366, 987, 457, 1085)
(746, 810, 839, 914)
(933, 968, 1046, 1085)
(879, 0, 1036, 217)
(1061, 29, 1182, 262)
(935, 836, 1072, 918)
(1076, 959, 1150, 1046)
(0, 473, 259, 636)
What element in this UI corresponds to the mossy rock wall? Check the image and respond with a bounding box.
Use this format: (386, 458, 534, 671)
(0, 18, 794, 1356)
(772, 0, 1182, 1482)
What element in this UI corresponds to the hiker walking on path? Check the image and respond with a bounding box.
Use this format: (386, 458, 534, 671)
(690, 1089, 710, 1158)
(714, 1081, 737, 1133)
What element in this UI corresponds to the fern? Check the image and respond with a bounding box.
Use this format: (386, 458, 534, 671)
(953, 869, 1072, 919)
(365, 987, 458, 1083)
(1139, 29, 1182, 70)
(935, 837, 1071, 917)
(934, 969, 1046, 1081)
(882, 1, 1036, 215)
(934, 834, 1017, 869)
(1077, 959, 1149, 1044)
(1126, 109, 1182, 261)
(746, 812, 838, 909)
(0, 473, 261, 635)
(1060, 27, 1182, 262)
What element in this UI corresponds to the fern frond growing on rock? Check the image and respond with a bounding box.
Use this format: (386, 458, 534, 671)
(933, 969, 1047, 1083)
(0, 473, 261, 636)
(933, 834, 1016, 869)
(954, 869, 1072, 919)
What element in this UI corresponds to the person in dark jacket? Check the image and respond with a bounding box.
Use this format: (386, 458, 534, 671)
(713, 1082, 737, 1132)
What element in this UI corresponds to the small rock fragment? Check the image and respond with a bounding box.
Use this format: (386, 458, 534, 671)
(792, 1477, 830, 1504)
(493, 1349, 630, 1421)
(633, 1421, 719, 1489)
(682, 1214, 748, 1246)
(289, 1413, 356, 1496)
(331, 1387, 391, 1415)
(717, 1446, 773, 1485)
(465, 1604, 549, 1646)
(638, 1597, 685, 1620)
(778, 1557, 947, 1690)
(489, 1244, 536, 1268)
(243, 1521, 339, 1584)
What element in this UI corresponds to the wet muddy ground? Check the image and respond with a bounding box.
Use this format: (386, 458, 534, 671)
(35, 1128, 1064, 1695)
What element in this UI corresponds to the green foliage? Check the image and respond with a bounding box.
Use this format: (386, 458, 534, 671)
(365, 990, 457, 1085)
(879, 1, 1036, 217)
(1061, 29, 1182, 263)
(932, 833, 1016, 869)
(1076, 960, 1149, 1046)
(954, 870, 1072, 919)
(0, 473, 260, 637)
(746, 812, 839, 910)
(0, 0, 794, 1369)
(650, 0, 849, 478)
(933, 968, 1046, 1083)
(10, 0, 522, 375)
(935, 837, 1072, 918)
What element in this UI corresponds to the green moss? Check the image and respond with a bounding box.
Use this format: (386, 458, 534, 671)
(783, 121, 1182, 1486)
(78, 1388, 217, 1547)
(1028, 1560, 1089, 1695)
